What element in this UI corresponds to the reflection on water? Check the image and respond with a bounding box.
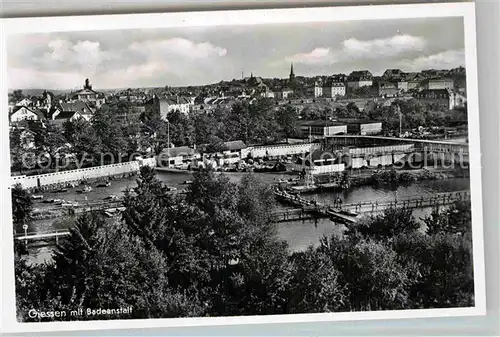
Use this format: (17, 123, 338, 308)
(20, 171, 470, 262)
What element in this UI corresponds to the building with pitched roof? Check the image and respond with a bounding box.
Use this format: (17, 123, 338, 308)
(413, 88, 466, 110)
(378, 81, 401, 97)
(71, 79, 105, 108)
(322, 76, 346, 98)
(420, 77, 454, 90)
(347, 70, 373, 88)
(9, 106, 46, 124)
(146, 95, 194, 120)
(382, 69, 406, 80)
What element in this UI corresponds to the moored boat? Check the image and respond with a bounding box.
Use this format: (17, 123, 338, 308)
(339, 209, 359, 217)
(32, 195, 44, 200)
(78, 185, 93, 193)
(97, 181, 111, 187)
(104, 194, 120, 201)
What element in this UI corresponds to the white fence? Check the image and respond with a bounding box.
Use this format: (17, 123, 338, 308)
(347, 153, 407, 169)
(243, 143, 321, 159)
(10, 158, 156, 189)
(348, 144, 414, 156)
(310, 164, 345, 175)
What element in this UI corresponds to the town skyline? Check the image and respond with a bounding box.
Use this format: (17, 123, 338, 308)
(7, 63, 466, 93)
(8, 16, 465, 90)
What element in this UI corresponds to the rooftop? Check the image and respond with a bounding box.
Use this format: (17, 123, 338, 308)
(224, 140, 247, 151)
(159, 146, 197, 157)
(299, 120, 347, 127)
(336, 118, 382, 125)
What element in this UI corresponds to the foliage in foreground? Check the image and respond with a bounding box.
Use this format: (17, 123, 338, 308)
(14, 167, 474, 321)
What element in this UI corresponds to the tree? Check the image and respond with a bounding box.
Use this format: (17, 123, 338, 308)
(91, 105, 127, 162)
(192, 112, 217, 145)
(288, 247, 347, 313)
(63, 118, 101, 165)
(12, 89, 24, 102)
(276, 104, 299, 141)
(11, 184, 32, 227)
(32, 122, 67, 169)
(235, 240, 292, 315)
(345, 206, 420, 241)
(393, 230, 474, 308)
(10, 124, 36, 173)
(424, 200, 472, 236)
(141, 116, 170, 155)
(167, 110, 195, 146)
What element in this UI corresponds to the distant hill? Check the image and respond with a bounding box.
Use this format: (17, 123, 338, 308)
(8, 89, 74, 96)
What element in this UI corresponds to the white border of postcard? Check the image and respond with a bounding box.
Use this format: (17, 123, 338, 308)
(0, 2, 486, 334)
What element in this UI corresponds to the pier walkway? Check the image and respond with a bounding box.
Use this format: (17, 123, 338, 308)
(273, 189, 470, 224)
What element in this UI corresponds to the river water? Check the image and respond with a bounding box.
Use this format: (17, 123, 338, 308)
(19, 171, 471, 265)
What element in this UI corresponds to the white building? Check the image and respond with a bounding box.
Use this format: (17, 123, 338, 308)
(147, 95, 194, 120)
(314, 79, 323, 98)
(347, 70, 373, 88)
(9, 106, 45, 123)
(275, 88, 294, 100)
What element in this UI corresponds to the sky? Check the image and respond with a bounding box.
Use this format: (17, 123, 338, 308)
(7, 17, 465, 90)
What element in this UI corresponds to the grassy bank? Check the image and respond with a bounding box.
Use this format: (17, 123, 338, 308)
(351, 167, 470, 187)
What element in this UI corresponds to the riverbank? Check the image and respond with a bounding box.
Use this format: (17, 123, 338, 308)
(351, 167, 470, 187)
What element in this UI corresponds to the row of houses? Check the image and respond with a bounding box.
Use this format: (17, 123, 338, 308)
(9, 100, 94, 126)
(312, 68, 466, 100)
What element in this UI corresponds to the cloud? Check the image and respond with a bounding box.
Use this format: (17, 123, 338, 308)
(39, 39, 112, 74)
(285, 48, 334, 65)
(342, 34, 427, 59)
(8, 36, 228, 89)
(399, 49, 465, 70)
(129, 38, 227, 60)
(282, 34, 427, 67)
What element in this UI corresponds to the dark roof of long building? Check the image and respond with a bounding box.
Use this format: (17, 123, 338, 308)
(53, 110, 79, 120)
(224, 140, 247, 151)
(348, 70, 373, 80)
(59, 101, 93, 113)
(159, 146, 197, 158)
(336, 118, 382, 125)
(299, 120, 347, 127)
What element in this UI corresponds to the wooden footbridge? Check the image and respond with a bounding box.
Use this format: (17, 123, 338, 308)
(273, 189, 470, 224)
(15, 229, 70, 245)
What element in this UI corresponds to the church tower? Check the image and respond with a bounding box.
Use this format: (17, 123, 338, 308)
(84, 78, 92, 90)
(289, 63, 295, 82)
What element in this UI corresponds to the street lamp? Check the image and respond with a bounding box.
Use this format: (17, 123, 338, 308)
(166, 118, 170, 157)
(397, 104, 402, 137)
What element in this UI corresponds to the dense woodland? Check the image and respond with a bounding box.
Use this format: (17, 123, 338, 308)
(13, 167, 474, 321)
